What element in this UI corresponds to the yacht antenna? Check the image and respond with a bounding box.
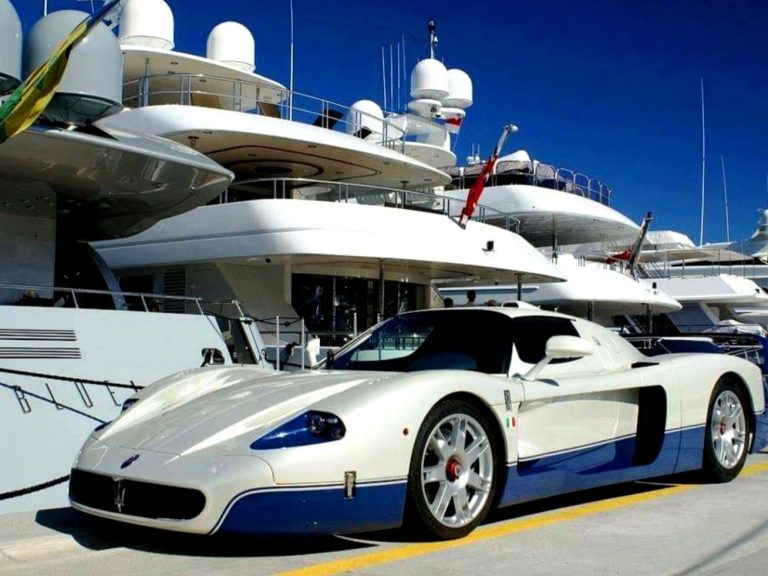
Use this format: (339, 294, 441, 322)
(43, 0, 47, 15)
(381, 46, 387, 110)
(721, 155, 730, 242)
(401, 34, 406, 111)
(390, 44, 394, 111)
(396, 41, 401, 112)
(428, 18, 438, 59)
(699, 78, 706, 246)
(288, 0, 294, 121)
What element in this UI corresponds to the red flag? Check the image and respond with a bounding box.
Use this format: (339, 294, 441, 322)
(458, 125, 515, 228)
(445, 115, 462, 134)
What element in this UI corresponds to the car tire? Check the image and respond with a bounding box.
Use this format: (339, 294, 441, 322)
(405, 399, 498, 540)
(701, 378, 750, 483)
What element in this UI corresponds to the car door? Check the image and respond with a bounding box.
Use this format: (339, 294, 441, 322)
(506, 316, 649, 500)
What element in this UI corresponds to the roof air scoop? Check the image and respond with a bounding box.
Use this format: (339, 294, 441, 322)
(207, 22, 256, 73)
(0, 0, 22, 96)
(23, 10, 123, 124)
(119, 0, 175, 50)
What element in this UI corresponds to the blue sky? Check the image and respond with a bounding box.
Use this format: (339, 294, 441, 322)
(13, 0, 768, 244)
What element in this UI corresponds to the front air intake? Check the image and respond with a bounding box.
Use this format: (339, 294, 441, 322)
(69, 469, 205, 520)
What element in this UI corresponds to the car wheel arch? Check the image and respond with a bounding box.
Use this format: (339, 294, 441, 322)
(718, 371, 756, 448)
(428, 391, 510, 492)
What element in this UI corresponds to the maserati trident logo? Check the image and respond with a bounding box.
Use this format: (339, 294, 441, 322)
(121, 454, 140, 469)
(113, 480, 126, 513)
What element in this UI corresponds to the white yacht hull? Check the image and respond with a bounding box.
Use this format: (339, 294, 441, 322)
(92, 199, 565, 285)
(440, 184, 639, 246)
(0, 306, 230, 515)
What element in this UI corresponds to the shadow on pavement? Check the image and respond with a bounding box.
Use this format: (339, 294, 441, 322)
(356, 475, 695, 544)
(35, 507, 374, 557)
(33, 472, 710, 552)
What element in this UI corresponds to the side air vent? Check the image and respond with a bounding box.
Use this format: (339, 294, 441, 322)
(162, 267, 187, 313)
(0, 347, 81, 359)
(0, 329, 76, 341)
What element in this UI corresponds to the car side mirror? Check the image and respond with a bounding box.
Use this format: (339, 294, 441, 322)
(522, 336, 593, 381)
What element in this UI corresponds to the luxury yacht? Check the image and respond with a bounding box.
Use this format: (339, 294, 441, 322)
(92, 0, 564, 352)
(441, 252, 681, 326)
(1, 1, 564, 514)
(437, 149, 681, 325)
(0, 2, 273, 515)
(637, 229, 768, 333)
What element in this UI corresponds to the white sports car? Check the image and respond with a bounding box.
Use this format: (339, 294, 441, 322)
(70, 308, 768, 540)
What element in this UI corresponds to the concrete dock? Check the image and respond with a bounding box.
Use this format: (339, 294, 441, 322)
(2, 452, 767, 575)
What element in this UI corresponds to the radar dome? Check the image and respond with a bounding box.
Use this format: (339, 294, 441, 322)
(207, 22, 255, 72)
(24, 10, 123, 124)
(0, 0, 22, 95)
(347, 100, 383, 139)
(119, 0, 175, 49)
(410, 58, 449, 100)
(443, 68, 473, 109)
(500, 149, 532, 163)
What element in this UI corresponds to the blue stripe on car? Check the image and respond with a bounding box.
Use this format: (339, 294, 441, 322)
(213, 480, 407, 535)
(214, 427, 711, 535)
(500, 426, 705, 505)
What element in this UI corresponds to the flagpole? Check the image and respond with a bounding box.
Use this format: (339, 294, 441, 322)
(458, 124, 517, 228)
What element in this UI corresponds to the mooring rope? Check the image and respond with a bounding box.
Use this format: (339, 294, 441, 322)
(0, 366, 143, 390)
(0, 475, 70, 501)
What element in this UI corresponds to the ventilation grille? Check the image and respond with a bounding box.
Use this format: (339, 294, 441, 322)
(69, 469, 206, 520)
(162, 267, 187, 313)
(0, 329, 77, 341)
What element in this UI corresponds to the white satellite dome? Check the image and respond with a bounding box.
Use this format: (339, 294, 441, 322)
(347, 100, 383, 139)
(119, 0, 174, 50)
(207, 22, 255, 72)
(443, 68, 473, 109)
(24, 10, 123, 123)
(499, 149, 532, 163)
(410, 58, 449, 100)
(0, 0, 22, 95)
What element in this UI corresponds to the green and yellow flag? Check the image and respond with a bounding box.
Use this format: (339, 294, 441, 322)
(0, 0, 123, 144)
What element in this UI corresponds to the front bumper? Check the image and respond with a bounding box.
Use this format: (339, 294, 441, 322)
(70, 439, 406, 535)
(70, 439, 275, 534)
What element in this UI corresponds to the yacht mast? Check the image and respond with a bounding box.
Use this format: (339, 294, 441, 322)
(699, 78, 706, 246)
(721, 155, 730, 242)
(428, 18, 437, 59)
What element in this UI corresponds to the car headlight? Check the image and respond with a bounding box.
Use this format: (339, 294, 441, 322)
(121, 397, 139, 413)
(250, 411, 346, 450)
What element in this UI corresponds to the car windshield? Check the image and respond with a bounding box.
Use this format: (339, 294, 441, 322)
(330, 309, 514, 374)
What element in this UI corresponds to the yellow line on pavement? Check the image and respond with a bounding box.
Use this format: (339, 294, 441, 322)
(275, 461, 768, 576)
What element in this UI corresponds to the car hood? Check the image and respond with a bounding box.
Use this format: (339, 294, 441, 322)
(97, 369, 389, 457)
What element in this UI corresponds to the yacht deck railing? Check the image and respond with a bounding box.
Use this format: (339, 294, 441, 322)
(229, 177, 522, 233)
(121, 72, 432, 154)
(0, 283, 207, 313)
(449, 162, 613, 207)
(637, 257, 768, 281)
